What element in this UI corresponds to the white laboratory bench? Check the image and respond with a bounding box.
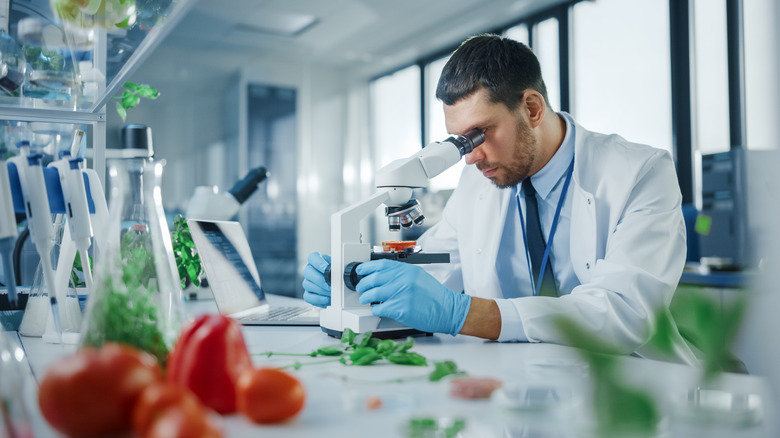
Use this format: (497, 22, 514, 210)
(7, 294, 779, 438)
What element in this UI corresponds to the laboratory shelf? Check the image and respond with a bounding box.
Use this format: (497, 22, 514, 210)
(0, 0, 196, 179)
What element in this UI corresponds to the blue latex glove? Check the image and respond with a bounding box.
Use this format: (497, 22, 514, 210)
(302, 252, 331, 307)
(355, 259, 471, 336)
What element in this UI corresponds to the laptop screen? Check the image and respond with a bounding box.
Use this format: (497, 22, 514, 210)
(187, 220, 267, 315)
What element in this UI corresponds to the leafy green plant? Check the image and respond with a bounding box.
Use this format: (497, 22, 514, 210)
(170, 214, 202, 288)
(259, 328, 466, 382)
(405, 417, 466, 438)
(81, 231, 168, 366)
(649, 285, 748, 382)
(554, 316, 660, 437)
(112, 82, 159, 122)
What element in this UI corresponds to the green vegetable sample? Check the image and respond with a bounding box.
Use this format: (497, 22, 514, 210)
(81, 231, 168, 367)
(112, 82, 159, 122)
(170, 215, 202, 289)
(259, 328, 465, 382)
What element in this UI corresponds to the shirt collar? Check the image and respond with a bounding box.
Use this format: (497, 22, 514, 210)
(522, 112, 575, 201)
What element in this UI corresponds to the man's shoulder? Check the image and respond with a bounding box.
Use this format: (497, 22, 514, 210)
(575, 126, 675, 191)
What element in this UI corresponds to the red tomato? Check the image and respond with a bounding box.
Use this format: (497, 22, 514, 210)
(132, 381, 204, 437)
(236, 367, 306, 424)
(37, 343, 162, 437)
(166, 314, 252, 414)
(145, 405, 223, 438)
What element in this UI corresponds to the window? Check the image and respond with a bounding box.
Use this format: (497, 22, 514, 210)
(425, 56, 464, 192)
(371, 65, 421, 167)
(744, 0, 779, 150)
(505, 23, 529, 45)
(571, 0, 673, 154)
(533, 18, 560, 112)
(370, 65, 421, 242)
(692, 0, 730, 155)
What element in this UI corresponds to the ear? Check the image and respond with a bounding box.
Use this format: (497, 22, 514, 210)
(524, 91, 546, 128)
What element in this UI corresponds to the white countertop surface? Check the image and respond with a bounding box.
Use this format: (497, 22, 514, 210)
(6, 294, 778, 438)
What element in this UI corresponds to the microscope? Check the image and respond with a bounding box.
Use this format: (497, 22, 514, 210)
(320, 129, 485, 338)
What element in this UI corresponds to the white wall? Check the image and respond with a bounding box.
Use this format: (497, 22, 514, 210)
(112, 44, 362, 286)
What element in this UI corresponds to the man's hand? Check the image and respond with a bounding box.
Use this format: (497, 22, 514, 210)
(302, 252, 331, 307)
(355, 259, 471, 336)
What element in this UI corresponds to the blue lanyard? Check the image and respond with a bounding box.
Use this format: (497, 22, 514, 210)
(517, 156, 575, 296)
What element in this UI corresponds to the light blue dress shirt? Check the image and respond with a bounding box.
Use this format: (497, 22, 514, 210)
(495, 112, 579, 302)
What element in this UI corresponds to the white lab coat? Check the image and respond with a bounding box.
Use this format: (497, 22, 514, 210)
(419, 119, 698, 365)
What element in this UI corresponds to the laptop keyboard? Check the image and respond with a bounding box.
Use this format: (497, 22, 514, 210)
(241, 306, 313, 322)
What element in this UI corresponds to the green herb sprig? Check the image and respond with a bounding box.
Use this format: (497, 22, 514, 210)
(170, 215, 202, 288)
(82, 231, 168, 367)
(112, 82, 159, 122)
(259, 328, 465, 382)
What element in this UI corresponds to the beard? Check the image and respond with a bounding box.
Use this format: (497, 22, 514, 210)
(478, 116, 538, 189)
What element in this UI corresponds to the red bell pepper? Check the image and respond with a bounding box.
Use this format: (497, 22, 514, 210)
(166, 314, 252, 414)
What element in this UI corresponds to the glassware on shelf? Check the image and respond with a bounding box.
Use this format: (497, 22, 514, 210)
(17, 17, 82, 110)
(50, 0, 138, 33)
(0, 30, 26, 104)
(80, 126, 185, 366)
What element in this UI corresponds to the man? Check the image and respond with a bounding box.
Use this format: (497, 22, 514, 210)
(303, 34, 696, 364)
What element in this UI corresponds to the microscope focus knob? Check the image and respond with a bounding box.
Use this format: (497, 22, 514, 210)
(343, 262, 364, 291)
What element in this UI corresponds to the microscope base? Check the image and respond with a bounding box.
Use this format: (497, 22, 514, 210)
(321, 326, 430, 340)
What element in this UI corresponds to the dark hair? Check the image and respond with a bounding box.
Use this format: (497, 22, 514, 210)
(436, 34, 549, 111)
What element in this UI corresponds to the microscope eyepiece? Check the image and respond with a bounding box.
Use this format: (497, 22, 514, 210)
(447, 128, 485, 157)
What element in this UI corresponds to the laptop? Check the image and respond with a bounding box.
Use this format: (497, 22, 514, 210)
(187, 219, 320, 326)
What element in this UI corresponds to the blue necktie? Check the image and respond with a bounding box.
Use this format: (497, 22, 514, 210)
(522, 180, 558, 297)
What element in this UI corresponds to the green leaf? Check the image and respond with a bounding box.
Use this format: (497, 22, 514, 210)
(354, 331, 373, 348)
(341, 328, 356, 345)
(349, 347, 383, 366)
(386, 352, 427, 366)
(115, 101, 127, 122)
(124, 82, 139, 90)
(429, 361, 466, 382)
(314, 343, 346, 356)
(115, 15, 132, 29)
(136, 85, 160, 99)
(398, 336, 415, 353)
(121, 91, 141, 110)
(375, 339, 398, 357)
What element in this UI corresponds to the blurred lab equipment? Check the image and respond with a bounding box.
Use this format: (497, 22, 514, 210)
(0, 30, 26, 101)
(7, 142, 66, 341)
(186, 166, 268, 221)
(0, 331, 34, 437)
(5, 131, 102, 341)
(0, 147, 19, 305)
(319, 129, 484, 338)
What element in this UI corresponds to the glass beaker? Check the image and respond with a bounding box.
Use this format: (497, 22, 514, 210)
(80, 156, 185, 367)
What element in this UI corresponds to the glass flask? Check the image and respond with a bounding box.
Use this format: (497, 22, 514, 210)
(0, 331, 34, 437)
(80, 156, 185, 366)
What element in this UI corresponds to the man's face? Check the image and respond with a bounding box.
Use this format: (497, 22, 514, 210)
(443, 88, 538, 188)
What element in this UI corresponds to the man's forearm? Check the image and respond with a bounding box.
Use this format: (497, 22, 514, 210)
(459, 297, 501, 339)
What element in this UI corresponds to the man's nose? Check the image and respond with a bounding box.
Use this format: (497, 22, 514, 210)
(464, 147, 484, 165)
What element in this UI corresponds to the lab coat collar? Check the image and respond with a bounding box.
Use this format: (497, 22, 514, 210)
(524, 112, 575, 201)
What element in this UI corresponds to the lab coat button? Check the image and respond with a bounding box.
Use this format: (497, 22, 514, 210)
(587, 198, 592, 205)
(476, 249, 482, 255)
(479, 193, 484, 200)
(586, 262, 590, 269)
